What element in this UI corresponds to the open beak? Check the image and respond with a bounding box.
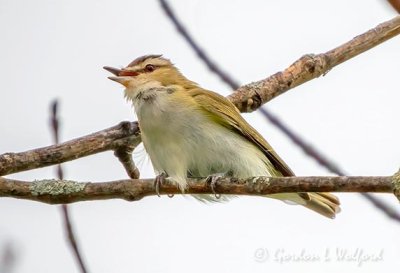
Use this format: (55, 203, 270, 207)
(103, 66, 122, 76)
(103, 66, 130, 87)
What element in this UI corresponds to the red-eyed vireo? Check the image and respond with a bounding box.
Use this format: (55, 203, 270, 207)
(104, 55, 340, 218)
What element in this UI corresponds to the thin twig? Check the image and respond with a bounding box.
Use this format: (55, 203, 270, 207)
(114, 144, 140, 179)
(262, 109, 400, 221)
(50, 100, 88, 273)
(0, 121, 140, 176)
(0, 243, 16, 273)
(1, 6, 399, 221)
(229, 17, 400, 110)
(157, 0, 400, 222)
(0, 175, 395, 204)
(158, 0, 240, 89)
(158, 0, 345, 175)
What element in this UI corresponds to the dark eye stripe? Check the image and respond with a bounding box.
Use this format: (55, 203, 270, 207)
(119, 64, 164, 76)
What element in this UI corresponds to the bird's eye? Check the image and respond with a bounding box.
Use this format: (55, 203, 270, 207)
(144, 64, 156, 72)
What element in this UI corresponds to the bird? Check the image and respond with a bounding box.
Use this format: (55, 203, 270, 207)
(104, 54, 340, 218)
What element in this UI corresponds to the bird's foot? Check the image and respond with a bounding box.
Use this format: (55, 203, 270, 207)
(154, 173, 166, 197)
(206, 173, 225, 199)
(154, 173, 175, 198)
(167, 193, 175, 198)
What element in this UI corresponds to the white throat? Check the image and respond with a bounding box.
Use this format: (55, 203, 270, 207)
(124, 81, 163, 108)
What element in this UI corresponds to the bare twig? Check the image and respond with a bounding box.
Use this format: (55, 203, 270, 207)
(0, 121, 140, 176)
(158, 0, 240, 89)
(50, 101, 88, 273)
(1, 7, 399, 221)
(361, 192, 400, 220)
(157, 0, 400, 222)
(1, 16, 398, 183)
(158, 0, 346, 178)
(114, 144, 140, 179)
(229, 16, 400, 111)
(157, 0, 345, 175)
(255, 111, 400, 222)
(60, 206, 88, 273)
(50, 101, 64, 180)
(0, 175, 395, 204)
(163, 0, 400, 222)
(0, 242, 16, 273)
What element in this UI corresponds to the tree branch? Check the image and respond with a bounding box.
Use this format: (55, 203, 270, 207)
(0, 175, 397, 204)
(0, 121, 140, 177)
(0, 17, 398, 180)
(0, 13, 399, 222)
(158, 0, 344, 174)
(157, 0, 400, 222)
(228, 16, 400, 112)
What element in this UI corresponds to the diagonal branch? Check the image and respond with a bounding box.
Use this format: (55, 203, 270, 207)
(158, 0, 342, 175)
(1, 17, 399, 178)
(157, 0, 400, 222)
(0, 174, 397, 204)
(229, 15, 400, 221)
(158, 0, 240, 89)
(0, 11, 399, 222)
(228, 16, 400, 111)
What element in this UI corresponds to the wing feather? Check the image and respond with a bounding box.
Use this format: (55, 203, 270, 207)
(187, 88, 341, 218)
(188, 88, 294, 177)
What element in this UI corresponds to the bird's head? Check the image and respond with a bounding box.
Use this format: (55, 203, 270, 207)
(104, 55, 197, 103)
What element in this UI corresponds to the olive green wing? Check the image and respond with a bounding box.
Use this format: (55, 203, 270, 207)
(188, 88, 294, 177)
(188, 88, 342, 218)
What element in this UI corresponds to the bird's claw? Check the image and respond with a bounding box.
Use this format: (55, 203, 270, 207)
(154, 173, 175, 198)
(154, 173, 167, 197)
(206, 174, 222, 199)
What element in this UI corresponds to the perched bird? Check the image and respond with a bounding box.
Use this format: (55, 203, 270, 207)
(104, 55, 340, 218)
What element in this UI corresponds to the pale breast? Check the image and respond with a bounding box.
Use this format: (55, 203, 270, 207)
(135, 90, 274, 188)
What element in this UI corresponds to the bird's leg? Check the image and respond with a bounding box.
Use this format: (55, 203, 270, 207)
(204, 173, 223, 199)
(154, 172, 167, 197)
(167, 193, 174, 198)
(205, 171, 234, 199)
(154, 172, 175, 198)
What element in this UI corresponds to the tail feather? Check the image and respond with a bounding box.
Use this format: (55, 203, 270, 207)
(269, 192, 341, 219)
(190, 192, 341, 219)
(302, 192, 341, 219)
